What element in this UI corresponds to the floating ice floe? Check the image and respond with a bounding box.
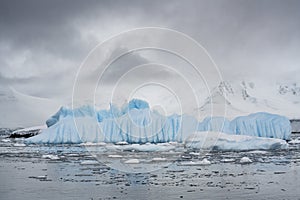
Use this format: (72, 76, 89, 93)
(220, 158, 235, 163)
(107, 154, 123, 158)
(124, 159, 140, 164)
(185, 131, 288, 151)
(107, 143, 176, 152)
(152, 157, 167, 161)
(80, 160, 99, 165)
(240, 157, 252, 164)
(2, 139, 11, 143)
(13, 143, 26, 147)
(42, 154, 60, 160)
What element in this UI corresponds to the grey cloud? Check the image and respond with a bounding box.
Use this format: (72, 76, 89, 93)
(0, 0, 300, 127)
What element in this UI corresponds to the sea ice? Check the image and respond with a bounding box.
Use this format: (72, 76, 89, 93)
(185, 131, 288, 151)
(42, 154, 60, 160)
(240, 157, 252, 164)
(124, 159, 140, 164)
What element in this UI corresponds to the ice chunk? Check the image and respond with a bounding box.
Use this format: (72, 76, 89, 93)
(240, 157, 252, 164)
(109, 143, 176, 152)
(42, 154, 60, 160)
(220, 158, 235, 163)
(80, 160, 99, 165)
(185, 131, 288, 151)
(230, 112, 291, 140)
(152, 157, 167, 161)
(108, 154, 123, 158)
(179, 158, 211, 166)
(124, 159, 140, 164)
(13, 143, 26, 147)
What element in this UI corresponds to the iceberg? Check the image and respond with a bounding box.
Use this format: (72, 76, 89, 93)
(196, 113, 291, 140)
(185, 131, 288, 151)
(26, 99, 199, 144)
(46, 105, 97, 127)
(230, 112, 291, 140)
(26, 99, 291, 144)
(197, 116, 232, 133)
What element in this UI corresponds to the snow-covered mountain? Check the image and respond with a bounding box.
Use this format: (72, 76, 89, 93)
(196, 80, 300, 120)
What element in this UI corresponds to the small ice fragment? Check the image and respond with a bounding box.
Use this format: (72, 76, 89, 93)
(152, 157, 167, 161)
(248, 150, 268, 154)
(13, 143, 26, 147)
(116, 141, 128, 145)
(1, 139, 10, 143)
(42, 155, 60, 160)
(80, 142, 106, 146)
(124, 159, 140, 164)
(80, 160, 99, 165)
(189, 152, 200, 156)
(108, 154, 123, 158)
(220, 158, 235, 163)
(240, 157, 252, 164)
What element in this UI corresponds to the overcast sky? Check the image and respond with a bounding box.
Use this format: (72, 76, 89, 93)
(0, 0, 300, 128)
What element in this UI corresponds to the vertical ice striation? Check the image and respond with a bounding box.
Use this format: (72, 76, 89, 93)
(230, 112, 291, 140)
(27, 100, 291, 144)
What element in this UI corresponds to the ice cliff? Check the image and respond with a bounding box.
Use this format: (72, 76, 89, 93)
(26, 99, 291, 144)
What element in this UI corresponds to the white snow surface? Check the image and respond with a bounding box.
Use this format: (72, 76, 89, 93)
(124, 159, 140, 164)
(185, 131, 288, 151)
(240, 157, 253, 164)
(179, 158, 211, 166)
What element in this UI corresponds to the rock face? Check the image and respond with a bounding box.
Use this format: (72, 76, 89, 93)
(10, 125, 46, 138)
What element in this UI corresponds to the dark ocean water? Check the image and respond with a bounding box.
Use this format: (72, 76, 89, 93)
(0, 130, 300, 200)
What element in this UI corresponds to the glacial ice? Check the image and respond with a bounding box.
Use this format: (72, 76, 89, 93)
(185, 131, 288, 151)
(230, 112, 291, 140)
(26, 99, 291, 147)
(197, 116, 232, 133)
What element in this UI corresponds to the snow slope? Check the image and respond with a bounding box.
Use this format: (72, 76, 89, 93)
(201, 81, 300, 120)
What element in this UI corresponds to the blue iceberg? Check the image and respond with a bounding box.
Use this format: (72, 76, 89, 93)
(27, 99, 291, 144)
(27, 99, 199, 144)
(197, 117, 232, 133)
(229, 112, 291, 140)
